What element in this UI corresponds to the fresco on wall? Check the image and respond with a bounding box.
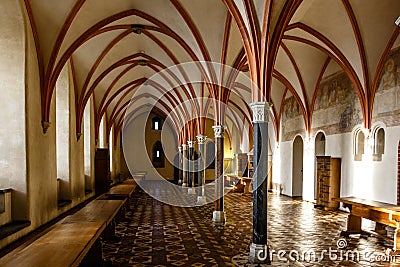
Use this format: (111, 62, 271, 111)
(312, 71, 362, 136)
(372, 46, 400, 126)
(282, 96, 305, 141)
(282, 71, 363, 141)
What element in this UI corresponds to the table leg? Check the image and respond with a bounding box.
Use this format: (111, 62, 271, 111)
(341, 214, 362, 236)
(375, 222, 387, 235)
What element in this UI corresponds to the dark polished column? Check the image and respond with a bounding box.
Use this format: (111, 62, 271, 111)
(182, 144, 188, 187)
(249, 102, 270, 264)
(196, 135, 207, 205)
(178, 146, 183, 185)
(212, 125, 225, 223)
(187, 141, 196, 194)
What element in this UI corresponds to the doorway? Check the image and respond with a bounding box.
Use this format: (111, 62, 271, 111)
(314, 132, 326, 199)
(292, 136, 304, 197)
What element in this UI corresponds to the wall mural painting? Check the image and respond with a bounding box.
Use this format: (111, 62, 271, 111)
(282, 71, 363, 141)
(282, 96, 304, 141)
(373, 46, 400, 126)
(312, 71, 362, 136)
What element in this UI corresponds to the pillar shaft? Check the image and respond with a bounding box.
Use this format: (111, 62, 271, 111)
(249, 102, 270, 264)
(196, 135, 207, 203)
(178, 146, 183, 184)
(252, 122, 268, 243)
(182, 144, 188, 187)
(187, 141, 195, 188)
(212, 126, 225, 223)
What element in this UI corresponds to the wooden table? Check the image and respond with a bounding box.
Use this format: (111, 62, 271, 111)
(0, 221, 106, 267)
(337, 197, 400, 253)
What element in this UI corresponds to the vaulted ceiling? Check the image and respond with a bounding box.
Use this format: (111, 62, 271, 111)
(25, 0, 400, 140)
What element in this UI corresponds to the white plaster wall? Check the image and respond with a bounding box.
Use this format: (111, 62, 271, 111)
(275, 126, 400, 204)
(0, 0, 27, 221)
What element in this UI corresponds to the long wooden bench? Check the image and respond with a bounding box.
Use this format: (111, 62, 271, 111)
(0, 199, 127, 266)
(99, 180, 137, 216)
(0, 221, 106, 267)
(63, 199, 126, 240)
(337, 197, 400, 253)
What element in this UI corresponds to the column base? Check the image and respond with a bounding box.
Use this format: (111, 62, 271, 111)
(212, 211, 225, 223)
(249, 243, 270, 264)
(196, 196, 207, 205)
(188, 188, 196, 195)
(182, 183, 187, 188)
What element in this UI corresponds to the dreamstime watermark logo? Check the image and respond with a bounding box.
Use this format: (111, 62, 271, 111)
(121, 61, 268, 207)
(257, 239, 400, 263)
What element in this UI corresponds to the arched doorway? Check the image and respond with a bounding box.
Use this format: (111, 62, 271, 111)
(397, 142, 400, 205)
(292, 136, 304, 198)
(314, 132, 326, 199)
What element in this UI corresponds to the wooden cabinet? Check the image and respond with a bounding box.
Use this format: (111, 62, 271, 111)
(316, 156, 341, 209)
(95, 148, 110, 196)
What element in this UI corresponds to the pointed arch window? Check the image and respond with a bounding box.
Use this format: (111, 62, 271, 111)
(354, 129, 365, 161)
(152, 117, 162, 130)
(152, 141, 165, 168)
(373, 127, 385, 161)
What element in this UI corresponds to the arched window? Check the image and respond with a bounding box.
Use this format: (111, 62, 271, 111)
(109, 126, 114, 175)
(354, 129, 365, 161)
(152, 117, 162, 130)
(56, 64, 72, 206)
(152, 141, 164, 168)
(372, 126, 385, 161)
(83, 97, 93, 194)
(315, 132, 326, 156)
(99, 115, 106, 148)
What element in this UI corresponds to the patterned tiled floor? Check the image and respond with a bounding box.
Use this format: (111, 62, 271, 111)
(103, 183, 400, 266)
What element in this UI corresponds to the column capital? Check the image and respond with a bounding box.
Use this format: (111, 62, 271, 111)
(250, 102, 271, 123)
(182, 144, 187, 150)
(187, 140, 195, 148)
(196, 135, 207, 144)
(212, 125, 224, 138)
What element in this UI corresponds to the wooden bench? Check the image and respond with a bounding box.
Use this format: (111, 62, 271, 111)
(337, 197, 400, 253)
(0, 221, 106, 267)
(0, 199, 126, 266)
(100, 182, 137, 214)
(63, 199, 126, 240)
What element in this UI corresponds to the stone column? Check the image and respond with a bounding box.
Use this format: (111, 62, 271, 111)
(249, 102, 271, 264)
(187, 140, 196, 195)
(182, 144, 188, 187)
(178, 146, 183, 184)
(212, 125, 225, 223)
(196, 135, 207, 205)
